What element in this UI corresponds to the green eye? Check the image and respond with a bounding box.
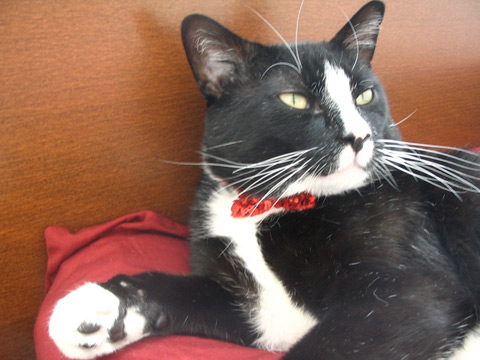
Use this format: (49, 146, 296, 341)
(355, 89, 374, 106)
(279, 93, 308, 110)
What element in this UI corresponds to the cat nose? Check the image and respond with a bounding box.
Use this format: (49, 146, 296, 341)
(341, 134, 371, 153)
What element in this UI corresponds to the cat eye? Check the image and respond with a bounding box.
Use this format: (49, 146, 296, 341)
(279, 93, 309, 110)
(355, 89, 374, 106)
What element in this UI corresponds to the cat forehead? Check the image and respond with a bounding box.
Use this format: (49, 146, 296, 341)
(262, 43, 371, 92)
(267, 41, 332, 70)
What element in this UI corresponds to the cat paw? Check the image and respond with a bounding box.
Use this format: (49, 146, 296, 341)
(49, 282, 146, 359)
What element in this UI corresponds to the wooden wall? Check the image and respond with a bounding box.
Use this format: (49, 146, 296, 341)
(0, 1, 479, 358)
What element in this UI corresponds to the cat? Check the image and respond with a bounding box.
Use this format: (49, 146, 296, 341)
(48, 1, 480, 359)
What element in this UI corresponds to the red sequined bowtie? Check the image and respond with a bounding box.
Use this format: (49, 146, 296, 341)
(231, 192, 317, 218)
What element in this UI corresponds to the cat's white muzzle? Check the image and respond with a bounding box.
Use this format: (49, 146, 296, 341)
(283, 140, 374, 198)
(337, 138, 374, 171)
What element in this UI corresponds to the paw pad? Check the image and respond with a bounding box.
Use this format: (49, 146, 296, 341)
(49, 283, 123, 359)
(78, 322, 101, 334)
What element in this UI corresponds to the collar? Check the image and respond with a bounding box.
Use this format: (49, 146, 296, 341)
(231, 191, 317, 218)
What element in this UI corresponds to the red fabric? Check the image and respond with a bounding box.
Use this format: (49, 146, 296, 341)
(34, 210, 282, 360)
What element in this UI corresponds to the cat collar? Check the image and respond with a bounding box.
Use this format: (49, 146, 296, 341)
(231, 192, 317, 218)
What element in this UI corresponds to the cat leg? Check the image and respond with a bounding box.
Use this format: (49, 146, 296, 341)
(49, 272, 255, 359)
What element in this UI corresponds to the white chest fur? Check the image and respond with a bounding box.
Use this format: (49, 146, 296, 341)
(206, 188, 318, 351)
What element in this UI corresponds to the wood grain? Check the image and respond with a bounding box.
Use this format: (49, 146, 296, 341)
(0, 1, 478, 358)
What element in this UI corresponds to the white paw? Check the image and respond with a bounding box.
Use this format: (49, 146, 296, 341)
(49, 283, 124, 359)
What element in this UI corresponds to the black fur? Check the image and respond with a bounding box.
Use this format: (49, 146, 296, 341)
(70, 2, 480, 358)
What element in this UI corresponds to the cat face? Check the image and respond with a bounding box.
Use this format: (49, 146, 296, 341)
(182, 1, 401, 198)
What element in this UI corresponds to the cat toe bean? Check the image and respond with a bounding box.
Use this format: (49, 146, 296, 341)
(77, 322, 101, 334)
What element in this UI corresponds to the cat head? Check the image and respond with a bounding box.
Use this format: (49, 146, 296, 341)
(181, 1, 401, 198)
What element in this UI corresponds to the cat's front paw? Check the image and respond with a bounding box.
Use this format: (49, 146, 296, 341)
(49, 282, 146, 359)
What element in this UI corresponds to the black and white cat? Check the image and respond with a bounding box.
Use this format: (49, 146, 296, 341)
(49, 1, 480, 359)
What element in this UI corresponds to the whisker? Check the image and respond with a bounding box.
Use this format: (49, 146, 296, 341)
(204, 141, 244, 150)
(209, 148, 318, 196)
(379, 140, 480, 172)
(160, 159, 244, 169)
(390, 109, 417, 128)
(242, 155, 313, 196)
(262, 62, 301, 79)
(294, 0, 306, 71)
(201, 150, 302, 172)
(380, 144, 480, 197)
(163, 149, 311, 174)
(379, 139, 480, 160)
(214, 177, 251, 196)
(397, 156, 478, 192)
(309, 156, 327, 177)
(262, 161, 319, 218)
(247, 6, 302, 72)
(237, 158, 307, 196)
(199, 152, 251, 167)
(231, 147, 317, 173)
(247, 160, 312, 217)
(382, 157, 462, 199)
(214, 161, 301, 195)
(378, 148, 480, 180)
(233, 156, 304, 182)
(255, 149, 326, 193)
(372, 159, 399, 190)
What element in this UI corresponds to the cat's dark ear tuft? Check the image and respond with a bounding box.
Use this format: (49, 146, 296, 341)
(182, 15, 251, 100)
(331, 1, 385, 64)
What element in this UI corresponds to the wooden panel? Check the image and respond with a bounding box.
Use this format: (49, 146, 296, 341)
(0, 1, 478, 358)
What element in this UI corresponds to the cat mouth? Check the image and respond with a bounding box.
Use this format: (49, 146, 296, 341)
(282, 142, 375, 197)
(335, 140, 375, 173)
(335, 162, 367, 176)
(280, 145, 375, 198)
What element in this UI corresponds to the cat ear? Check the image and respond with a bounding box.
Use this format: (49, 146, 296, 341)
(182, 15, 252, 100)
(331, 1, 385, 64)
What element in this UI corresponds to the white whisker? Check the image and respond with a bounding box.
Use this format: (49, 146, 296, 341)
(294, 0, 306, 71)
(262, 62, 302, 79)
(372, 159, 398, 190)
(390, 109, 417, 128)
(214, 163, 298, 195)
(262, 160, 319, 218)
(379, 139, 480, 159)
(232, 148, 317, 172)
(375, 138, 480, 196)
(396, 158, 478, 193)
(204, 141, 244, 150)
(161, 159, 243, 169)
(379, 148, 480, 180)
(310, 156, 328, 177)
(382, 157, 462, 199)
(237, 158, 307, 196)
(163, 148, 315, 177)
(200, 152, 251, 167)
(201, 148, 318, 197)
(247, 6, 302, 72)
(247, 160, 312, 217)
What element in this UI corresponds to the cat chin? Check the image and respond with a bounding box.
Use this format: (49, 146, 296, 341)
(284, 143, 374, 197)
(283, 166, 371, 198)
